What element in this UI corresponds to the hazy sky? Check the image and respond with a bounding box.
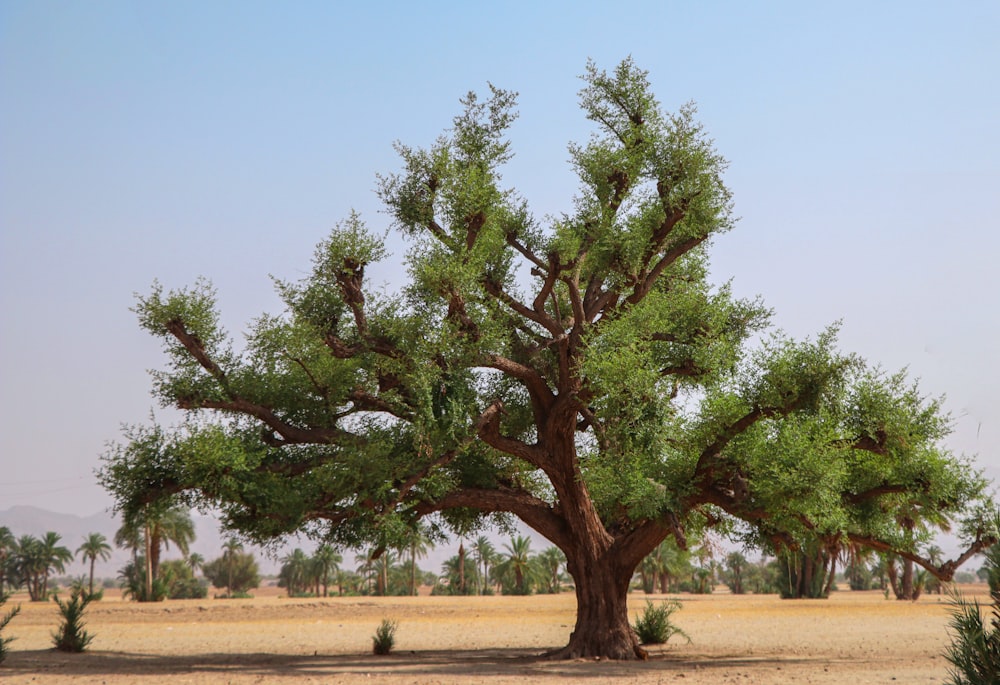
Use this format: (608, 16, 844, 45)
(1, 1, 997, 520)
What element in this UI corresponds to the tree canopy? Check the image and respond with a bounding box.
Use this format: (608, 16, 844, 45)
(100, 58, 995, 659)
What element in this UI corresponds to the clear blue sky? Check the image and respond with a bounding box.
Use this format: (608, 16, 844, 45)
(1, 1, 998, 518)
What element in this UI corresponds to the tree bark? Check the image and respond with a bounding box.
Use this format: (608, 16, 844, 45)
(900, 558, 914, 600)
(552, 551, 645, 660)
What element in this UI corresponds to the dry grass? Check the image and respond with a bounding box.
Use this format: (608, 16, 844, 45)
(1, 584, 984, 684)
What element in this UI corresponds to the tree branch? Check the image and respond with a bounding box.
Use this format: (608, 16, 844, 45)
(414, 486, 571, 552)
(846, 532, 996, 582)
(626, 235, 707, 305)
(482, 276, 562, 336)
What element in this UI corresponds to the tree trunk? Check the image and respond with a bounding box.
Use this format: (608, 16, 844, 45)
(144, 521, 153, 601)
(823, 555, 837, 596)
(553, 553, 644, 660)
(900, 558, 914, 599)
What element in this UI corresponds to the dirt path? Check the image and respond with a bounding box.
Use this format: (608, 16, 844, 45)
(2, 587, 979, 684)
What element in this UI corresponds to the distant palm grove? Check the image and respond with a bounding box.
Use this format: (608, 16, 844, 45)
(0, 520, 992, 603)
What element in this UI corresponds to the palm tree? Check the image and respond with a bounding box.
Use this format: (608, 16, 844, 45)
(221, 538, 244, 597)
(534, 546, 566, 594)
(14, 533, 72, 601)
(186, 552, 205, 576)
(279, 548, 310, 596)
(356, 550, 378, 595)
(311, 545, 342, 597)
(76, 533, 112, 596)
(40, 532, 73, 598)
(373, 550, 397, 596)
(401, 525, 432, 596)
(0, 526, 14, 595)
(471, 536, 496, 595)
(13, 535, 46, 600)
(115, 503, 196, 600)
(496, 535, 534, 595)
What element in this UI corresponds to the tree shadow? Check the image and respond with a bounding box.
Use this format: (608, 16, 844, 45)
(4, 647, 820, 680)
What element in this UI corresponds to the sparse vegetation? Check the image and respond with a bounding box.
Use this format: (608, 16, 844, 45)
(943, 589, 1000, 685)
(633, 599, 689, 646)
(52, 587, 95, 652)
(372, 618, 398, 655)
(0, 592, 21, 665)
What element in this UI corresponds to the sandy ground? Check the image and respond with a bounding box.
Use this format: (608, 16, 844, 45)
(1, 585, 983, 684)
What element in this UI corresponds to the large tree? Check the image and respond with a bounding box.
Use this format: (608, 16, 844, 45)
(100, 59, 995, 659)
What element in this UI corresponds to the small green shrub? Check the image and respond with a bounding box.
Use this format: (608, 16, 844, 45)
(1, 593, 22, 665)
(633, 599, 689, 646)
(372, 618, 398, 655)
(52, 588, 95, 653)
(943, 589, 1000, 685)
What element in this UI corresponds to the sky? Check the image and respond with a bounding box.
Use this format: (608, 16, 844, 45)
(1, 0, 998, 540)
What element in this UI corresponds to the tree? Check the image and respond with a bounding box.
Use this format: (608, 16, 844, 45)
(470, 535, 497, 595)
(278, 548, 310, 597)
(436, 553, 477, 595)
(76, 533, 112, 597)
(0, 527, 14, 596)
(533, 546, 566, 594)
(186, 552, 205, 575)
(11, 533, 72, 601)
(221, 538, 244, 597)
(495, 535, 535, 595)
(724, 551, 747, 595)
(157, 558, 207, 599)
(311, 544, 342, 597)
(114, 500, 195, 601)
(202, 552, 260, 596)
(100, 59, 996, 659)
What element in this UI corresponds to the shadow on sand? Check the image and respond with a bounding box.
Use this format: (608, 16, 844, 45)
(5, 647, 821, 680)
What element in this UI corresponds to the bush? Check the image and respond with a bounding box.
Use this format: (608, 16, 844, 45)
(633, 600, 689, 646)
(52, 588, 95, 652)
(943, 589, 1000, 685)
(372, 618, 398, 655)
(984, 545, 1000, 594)
(0, 593, 21, 665)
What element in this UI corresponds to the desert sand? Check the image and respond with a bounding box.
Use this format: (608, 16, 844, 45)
(2, 585, 981, 684)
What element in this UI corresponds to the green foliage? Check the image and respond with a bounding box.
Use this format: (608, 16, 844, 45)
(52, 588, 95, 652)
(0, 592, 20, 665)
(633, 600, 689, 645)
(158, 559, 208, 599)
(372, 618, 398, 655)
(202, 551, 260, 596)
(118, 558, 167, 602)
(433, 553, 478, 596)
(984, 545, 1000, 594)
(943, 590, 1000, 685)
(98, 58, 997, 659)
(8, 532, 73, 602)
(494, 536, 538, 595)
(76, 533, 112, 598)
(776, 542, 836, 599)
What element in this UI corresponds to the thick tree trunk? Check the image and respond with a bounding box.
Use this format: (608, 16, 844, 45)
(552, 551, 644, 660)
